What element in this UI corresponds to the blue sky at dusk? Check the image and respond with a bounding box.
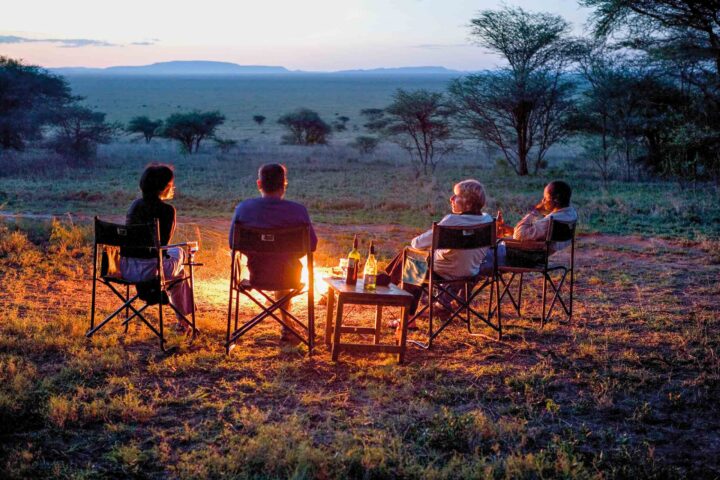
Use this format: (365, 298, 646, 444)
(1, 0, 591, 70)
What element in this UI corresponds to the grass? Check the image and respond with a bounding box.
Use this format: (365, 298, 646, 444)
(1, 139, 719, 242)
(0, 213, 719, 478)
(1, 135, 719, 477)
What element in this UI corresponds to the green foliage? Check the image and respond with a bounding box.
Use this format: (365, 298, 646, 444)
(161, 110, 225, 154)
(450, 7, 576, 176)
(350, 135, 380, 155)
(581, 0, 720, 183)
(213, 137, 238, 153)
(363, 89, 455, 176)
(46, 105, 117, 163)
(277, 108, 332, 145)
(126, 115, 163, 143)
(0, 56, 72, 152)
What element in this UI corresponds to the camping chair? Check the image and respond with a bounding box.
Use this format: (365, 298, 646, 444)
(87, 217, 199, 351)
(226, 224, 315, 355)
(405, 220, 500, 349)
(497, 218, 576, 328)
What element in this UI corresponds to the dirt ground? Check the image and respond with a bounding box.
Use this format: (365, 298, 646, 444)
(2, 217, 719, 477)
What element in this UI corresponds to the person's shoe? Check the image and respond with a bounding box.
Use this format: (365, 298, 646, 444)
(280, 328, 302, 344)
(387, 319, 419, 331)
(173, 322, 190, 334)
(318, 294, 327, 306)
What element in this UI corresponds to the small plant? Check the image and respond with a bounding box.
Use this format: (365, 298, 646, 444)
(214, 137, 238, 154)
(350, 135, 380, 155)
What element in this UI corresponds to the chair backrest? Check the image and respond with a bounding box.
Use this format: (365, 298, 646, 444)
(547, 218, 576, 243)
(94, 217, 161, 279)
(231, 223, 311, 255)
(432, 220, 496, 251)
(94, 217, 160, 249)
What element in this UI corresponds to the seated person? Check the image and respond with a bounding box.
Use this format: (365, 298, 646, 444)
(497, 180, 578, 253)
(120, 163, 194, 332)
(228, 163, 318, 342)
(386, 179, 494, 325)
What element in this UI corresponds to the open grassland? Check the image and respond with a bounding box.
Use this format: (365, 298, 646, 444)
(0, 216, 719, 478)
(66, 74, 457, 141)
(1, 140, 719, 241)
(1, 135, 719, 478)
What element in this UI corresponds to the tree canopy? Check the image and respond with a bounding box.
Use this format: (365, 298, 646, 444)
(364, 89, 455, 176)
(277, 109, 331, 145)
(451, 7, 576, 176)
(0, 57, 72, 152)
(161, 111, 225, 153)
(126, 116, 163, 143)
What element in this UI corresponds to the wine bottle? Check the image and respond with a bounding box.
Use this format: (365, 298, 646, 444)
(363, 241, 377, 290)
(345, 234, 361, 285)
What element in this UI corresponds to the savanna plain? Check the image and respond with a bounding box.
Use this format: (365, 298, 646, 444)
(0, 76, 719, 479)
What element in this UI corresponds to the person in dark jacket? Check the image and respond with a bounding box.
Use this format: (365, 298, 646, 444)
(120, 163, 193, 331)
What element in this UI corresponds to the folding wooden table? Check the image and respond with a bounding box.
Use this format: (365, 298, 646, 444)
(323, 277, 414, 363)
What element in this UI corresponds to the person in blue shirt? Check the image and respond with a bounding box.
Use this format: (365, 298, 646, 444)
(229, 163, 317, 341)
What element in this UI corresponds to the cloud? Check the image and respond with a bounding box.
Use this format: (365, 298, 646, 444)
(0, 35, 119, 48)
(130, 39, 159, 46)
(411, 43, 472, 49)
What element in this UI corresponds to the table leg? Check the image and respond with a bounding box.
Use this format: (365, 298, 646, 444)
(374, 305, 382, 344)
(331, 299, 344, 361)
(324, 289, 336, 346)
(398, 306, 409, 364)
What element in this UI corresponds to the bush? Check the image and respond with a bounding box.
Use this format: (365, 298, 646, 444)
(350, 136, 380, 155)
(278, 108, 331, 145)
(161, 110, 225, 154)
(47, 105, 116, 163)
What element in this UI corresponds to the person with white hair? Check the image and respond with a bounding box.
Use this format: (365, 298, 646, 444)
(385, 179, 494, 328)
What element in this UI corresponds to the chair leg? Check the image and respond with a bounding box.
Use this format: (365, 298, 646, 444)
(89, 277, 97, 335)
(124, 285, 130, 333)
(465, 283, 471, 333)
(158, 303, 164, 350)
(496, 275, 502, 340)
(541, 273, 549, 329)
(226, 288, 234, 354)
(518, 273, 524, 316)
(569, 268, 574, 322)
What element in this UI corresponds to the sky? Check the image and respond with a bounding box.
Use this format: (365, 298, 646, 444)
(1, 0, 592, 71)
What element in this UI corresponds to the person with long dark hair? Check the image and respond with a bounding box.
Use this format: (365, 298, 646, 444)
(120, 163, 193, 331)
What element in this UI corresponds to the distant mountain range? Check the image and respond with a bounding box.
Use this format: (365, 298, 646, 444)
(50, 60, 464, 76)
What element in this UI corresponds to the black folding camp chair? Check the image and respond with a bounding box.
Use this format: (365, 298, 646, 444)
(497, 218, 576, 328)
(226, 224, 315, 355)
(87, 217, 198, 351)
(405, 220, 500, 349)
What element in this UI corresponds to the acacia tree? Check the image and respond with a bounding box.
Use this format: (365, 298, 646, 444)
(127, 116, 163, 143)
(362, 89, 455, 176)
(0, 57, 72, 153)
(47, 105, 117, 162)
(582, 0, 720, 182)
(449, 7, 576, 176)
(252, 115, 266, 126)
(161, 111, 225, 153)
(277, 108, 331, 145)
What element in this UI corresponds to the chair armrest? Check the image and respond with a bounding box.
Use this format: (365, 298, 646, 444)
(404, 246, 428, 257)
(503, 239, 547, 251)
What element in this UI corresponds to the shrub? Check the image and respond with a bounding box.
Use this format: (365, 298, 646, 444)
(278, 108, 331, 145)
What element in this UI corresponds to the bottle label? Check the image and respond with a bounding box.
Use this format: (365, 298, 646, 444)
(363, 274, 377, 289)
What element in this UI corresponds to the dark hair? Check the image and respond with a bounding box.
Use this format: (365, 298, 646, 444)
(547, 180, 572, 208)
(258, 163, 287, 193)
(140, 163, 174, 198)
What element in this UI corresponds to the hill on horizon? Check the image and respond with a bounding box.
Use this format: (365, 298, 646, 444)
(50, 60, 463, 76)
